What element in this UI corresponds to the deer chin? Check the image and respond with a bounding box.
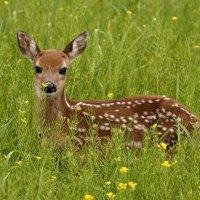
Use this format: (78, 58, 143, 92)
(35, 88, 59, 99)
(45, 91, 58, 98)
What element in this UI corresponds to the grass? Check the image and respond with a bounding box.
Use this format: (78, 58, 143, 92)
(0, 0, 200, 199)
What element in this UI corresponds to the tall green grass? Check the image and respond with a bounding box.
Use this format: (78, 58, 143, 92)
(0, 0, 200, 199)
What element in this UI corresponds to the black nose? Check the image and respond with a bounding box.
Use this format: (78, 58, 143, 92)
(42, 81, 57, 94)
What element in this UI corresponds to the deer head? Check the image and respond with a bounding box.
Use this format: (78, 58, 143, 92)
(17, 31, 89, 99)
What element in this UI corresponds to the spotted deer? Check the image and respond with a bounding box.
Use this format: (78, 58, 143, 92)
(17, 31, 199, 151)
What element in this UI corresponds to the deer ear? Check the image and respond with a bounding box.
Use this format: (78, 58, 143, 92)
(63, 32, 89, 62)
(17, 31, 40, 62)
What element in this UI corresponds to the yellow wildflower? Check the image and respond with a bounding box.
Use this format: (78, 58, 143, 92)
(4, 1, 8, 5)
(171, 16, 178, 21)
(83, 194, 94, 200)
(21, 118, 27, 123)
(157, 142, 167, 150)
(107, 92, 113, 99)
(117, 183, 127, 190)
(107, 192, 116, 199)
(126, 10, 132, 15)
(114, 157, 121, 162)
(24, 100, 29, 104)
(74, 105, 81, 111)
(16, 161, 22, 165)
(19, 109, 25, 114)
(35, 156, 42, 160)
(128, 181, 137, 191)
(51, 175, 57, 181)
(41, 82, 48, 89)
(192, 45, 200, 49)
(105, 181, 111, 186)
(172, 160, 178, 165)
(161, 161, 171, 168)
(119, 167, 128, 174)
(198, 185, 200, 190)
(152, 123, 157, 129)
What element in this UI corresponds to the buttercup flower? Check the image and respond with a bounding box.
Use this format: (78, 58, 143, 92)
(120, 167, 129, 174)
(107, 192, 116, 199)
(157, 142, 167, 150)
(171, 16, 178, 21)
(161, 161, 171, 168)
(41, 82, 48, 90)
(105, 181, 111, 186)
(107, 93, 113, 99)
(83, 194, 94, 200)
(192, 45, 200, 49)
(24, 100, 29, 104)
(4, 1, 8, 5)
(126, 10, 132, 15)
(51, 176, 57, 181)
(128, 181, 137, 191)
(74, 105, 81, 111)
(117, 183, 127, 190)
(35, 156, 42, 160)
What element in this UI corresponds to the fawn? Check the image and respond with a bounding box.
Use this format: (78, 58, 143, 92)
(17, 31, 199, 151)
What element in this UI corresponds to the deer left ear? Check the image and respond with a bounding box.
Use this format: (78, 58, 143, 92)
(63, 32, 89, 62)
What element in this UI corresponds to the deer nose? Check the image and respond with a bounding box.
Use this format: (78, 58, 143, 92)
(41, 81, 57, 94)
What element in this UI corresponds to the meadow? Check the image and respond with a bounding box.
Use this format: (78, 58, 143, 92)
(0, 0, 200, 199)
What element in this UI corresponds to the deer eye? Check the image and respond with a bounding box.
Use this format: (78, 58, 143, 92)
(34, 66, 42, 74)
(59, 67, 68, 75)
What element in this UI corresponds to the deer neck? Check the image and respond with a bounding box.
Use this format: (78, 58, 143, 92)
(35, 90, 72, 126)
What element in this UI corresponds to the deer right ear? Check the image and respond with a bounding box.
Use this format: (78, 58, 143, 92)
(17, 31, 40, 62)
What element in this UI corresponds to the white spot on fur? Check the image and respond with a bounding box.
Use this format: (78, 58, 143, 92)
(82, 111, 89, 116)
(128, 117, 133, 121)
(134, 124, 145, 130)
(121, 124, 126, 128)
(115, 118, 120, 122)
(161, 108, 166, 113)
(133, 113, 139, 118)
(128, 127, 133, 131)
(170, 128, 175, 133)
(166, 111, 172, 116)
(104, 113, 109, 118)
(77, 128, 86, 132)
(100, 125, 106, 130)
(91, 116, 96, 120)
(172, 103, 179, 107)
(134, 141, 142, 149)
(110, 115, 115, 119)
(157, 132, 162, 135)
